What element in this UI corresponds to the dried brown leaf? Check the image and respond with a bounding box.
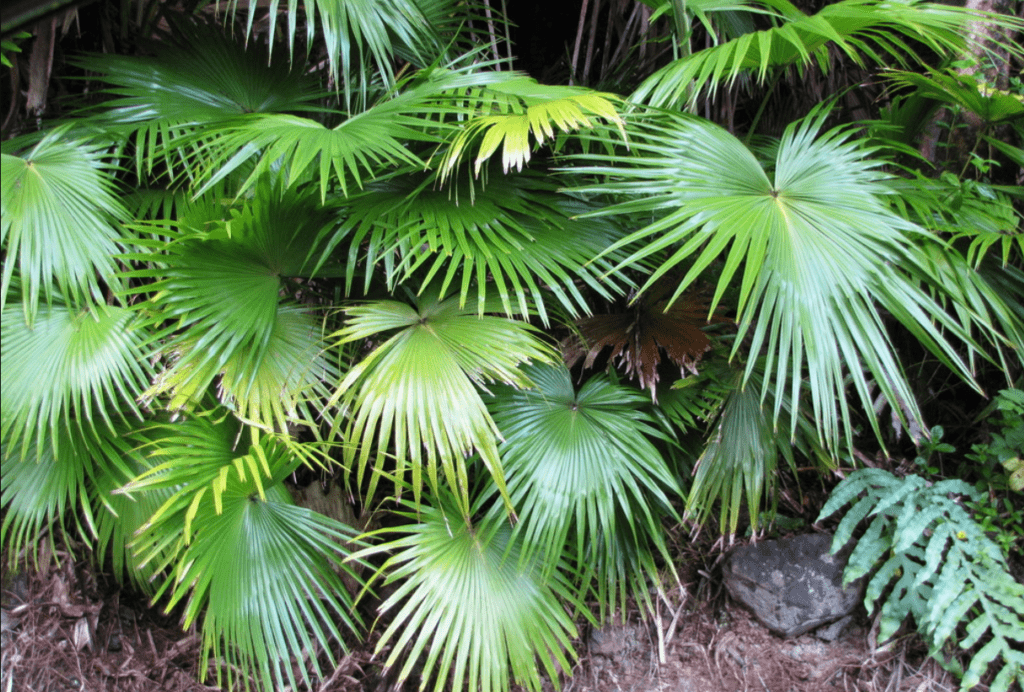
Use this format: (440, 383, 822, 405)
(565, 288, 724, 400)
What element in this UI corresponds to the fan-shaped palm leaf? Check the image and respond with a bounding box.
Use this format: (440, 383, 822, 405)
(1, 424, 126, 563)
(576, 108, 976, 452)
(684, 363, 825, 534)
(358, 490, 580, 692)
(438, 76, 625, 180)
(184, 64, 521, 201)
(885, 68, 1024, 127)
(1, 304, 151, 454)
(123, 415, 364, 691)
(1, 129, 128, 321)
(329, 291, 554, 516)
(333, 168, 631, 323)
(487, 362, 681, 615)
(563, 284, 718, 399)
(91, 434, 176, 593)
(225, 0, 443, 108)
(127, 187, 339, 431)
(74, 23, 323, 179)
(632, 0, 999, 109)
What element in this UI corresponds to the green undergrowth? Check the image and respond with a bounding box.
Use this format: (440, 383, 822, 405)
(819, 468, 1024, 691)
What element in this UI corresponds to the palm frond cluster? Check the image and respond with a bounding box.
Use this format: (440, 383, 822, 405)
(2, 1, 1022, 690)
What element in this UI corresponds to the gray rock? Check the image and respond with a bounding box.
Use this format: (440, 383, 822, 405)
(814, 614, 854, 642)
(723, 533, 863, 638)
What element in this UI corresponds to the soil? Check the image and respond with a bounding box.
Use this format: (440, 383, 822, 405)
(1, 545, 956, 692)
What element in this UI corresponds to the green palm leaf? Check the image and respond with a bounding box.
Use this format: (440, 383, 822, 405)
(126, 187, 339, 431)
(685, 364, 813, 534)
(885, 68, 1024, 126)
(74, 24, 322, 180)
(632, 0, 990, 109)
(1, 426, 117, 563)
(1, 129, 128, 322)
(1, 304, 151, 453)
(914, 241, 1024, 376)
(487, 363, 681, 615)
(329, 291, 554, 516)
(576, 108, 975, 452)
(359, 490, 580, 692)
(334, 169, 631, 322)
(91, 434, 176, 593)
(123, 416, 363, 691)
(437, 76, 625, 180)
(225, 0, 443, 108)
(185, 65, 511, 201)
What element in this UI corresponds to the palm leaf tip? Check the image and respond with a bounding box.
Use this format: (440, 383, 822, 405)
(439, 77, 625, 180)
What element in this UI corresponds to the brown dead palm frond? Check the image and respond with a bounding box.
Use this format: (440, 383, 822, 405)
(563, 282, 727, 400)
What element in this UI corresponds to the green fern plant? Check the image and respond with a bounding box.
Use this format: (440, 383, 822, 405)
(818, 469, 1024, 691)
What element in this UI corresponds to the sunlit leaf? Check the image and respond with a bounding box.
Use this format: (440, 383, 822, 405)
(488, 363, 681, 616)
(1, 129, 127, 322)
(359, 490, 580, 692)
(329, 292, 555, 516)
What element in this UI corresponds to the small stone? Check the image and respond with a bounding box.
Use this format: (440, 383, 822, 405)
(108, 633, 122, 652)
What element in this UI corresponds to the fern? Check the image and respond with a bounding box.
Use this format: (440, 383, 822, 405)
(818, 469, 1024, 692)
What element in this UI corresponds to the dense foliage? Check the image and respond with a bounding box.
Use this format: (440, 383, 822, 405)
(2, 0, 1022, 690)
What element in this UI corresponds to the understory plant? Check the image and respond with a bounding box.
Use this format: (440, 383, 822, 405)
(819, 469, 1024, 691)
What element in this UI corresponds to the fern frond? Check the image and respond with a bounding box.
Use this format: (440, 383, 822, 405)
(818, 470, 1024, 692)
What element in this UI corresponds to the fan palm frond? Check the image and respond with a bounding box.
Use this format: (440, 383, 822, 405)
(438, 75, 625, 180)
(1, 129, 128, 321)
(1, 425, 119, 563)
(329, 291, 554, 516)
(685, 367, 783, 534)
(576, 107, 977, 452)
(225, 0, 443, 107)
(359, 490, 580, 692)
(487, 363, 681, 615)
(184, 64, 508, 200)
(1, 304, 151, 454)
(563, 284, 719, 400)
(885, 68, 1024, 127)
(684, 362, 834, 534)
(91, 432, 176, 592)
(632, 0, 1001, 109)
(123, 416, 363, 691)
(334, 168, 631, 323)
(74, 23, 323, 180)
(127, 186, 338, 431)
